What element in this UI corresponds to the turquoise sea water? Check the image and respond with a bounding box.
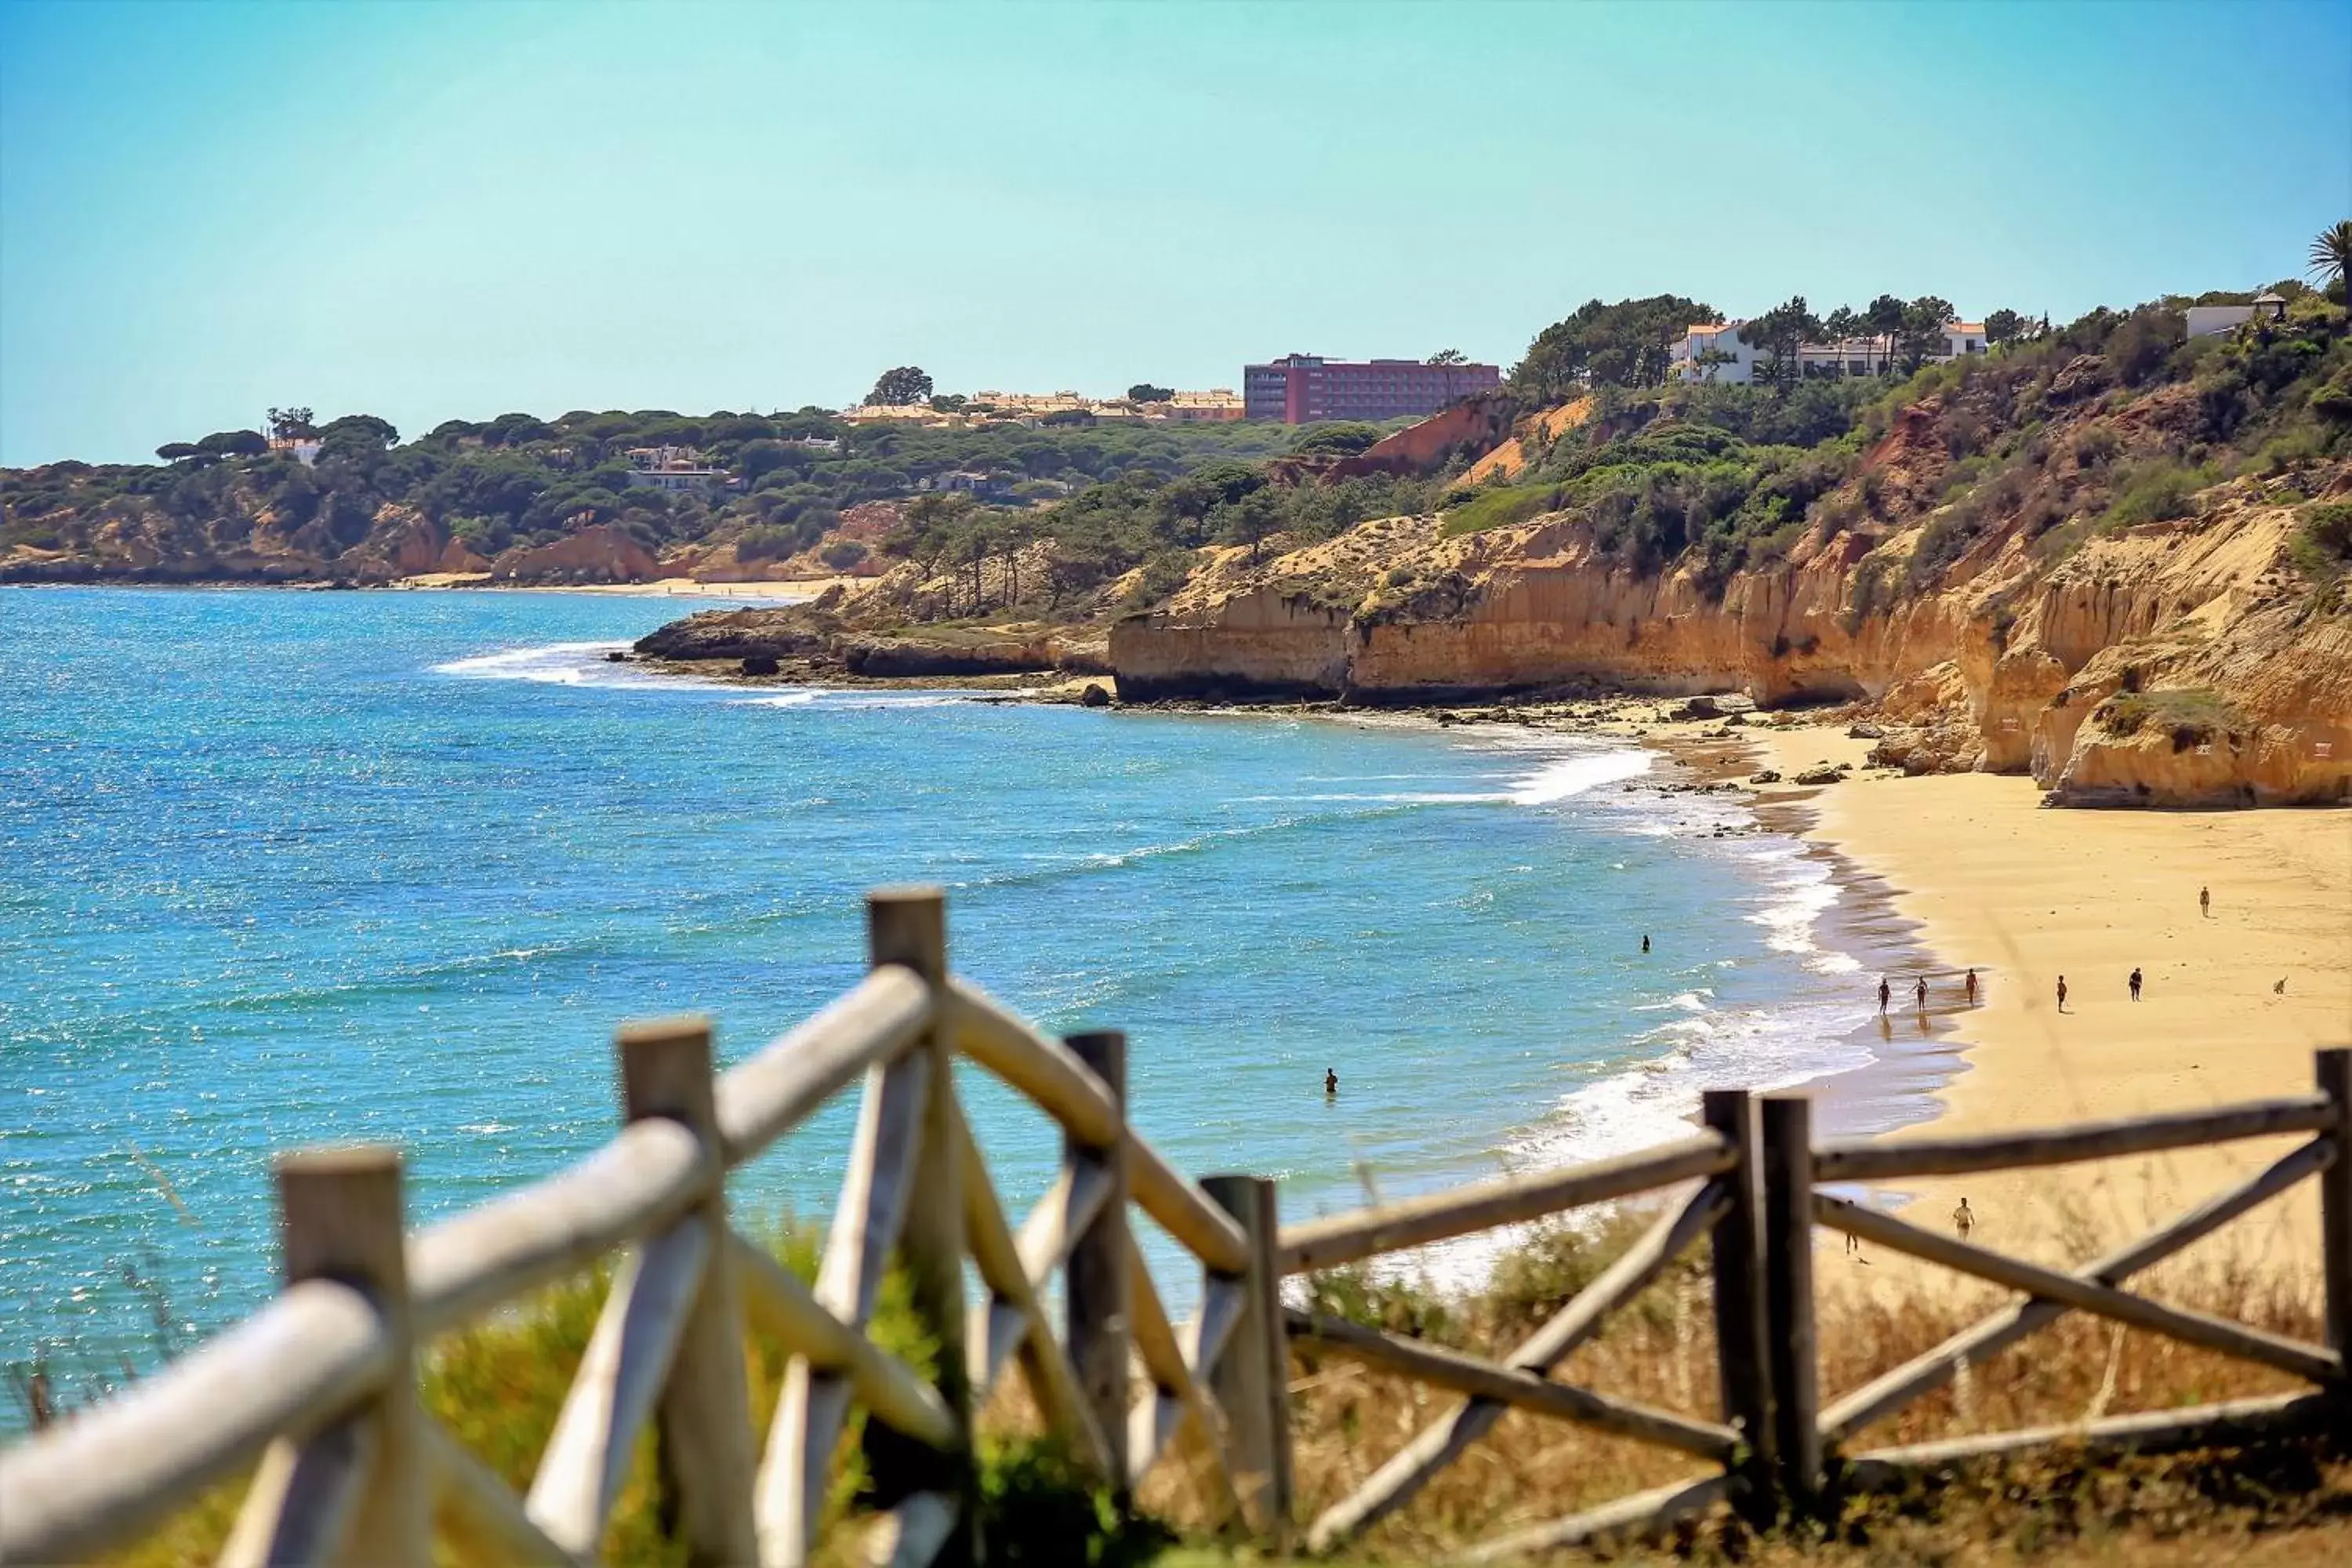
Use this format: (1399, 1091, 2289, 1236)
(1, 587, 1893, 1414)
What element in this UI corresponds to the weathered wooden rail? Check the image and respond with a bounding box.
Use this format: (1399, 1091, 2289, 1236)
(1, 887, 2347, 1565)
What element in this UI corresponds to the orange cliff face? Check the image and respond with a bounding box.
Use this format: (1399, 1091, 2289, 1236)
(1109, 474, 2352, 808)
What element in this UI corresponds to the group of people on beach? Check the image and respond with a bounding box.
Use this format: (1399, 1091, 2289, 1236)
(1877, 968, 1980, 1015)
(1879, 887, 2218, 1022)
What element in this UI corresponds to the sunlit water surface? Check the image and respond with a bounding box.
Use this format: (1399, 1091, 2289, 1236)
(1, 586, 1894, 1410)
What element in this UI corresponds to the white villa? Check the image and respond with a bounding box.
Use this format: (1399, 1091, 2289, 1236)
(1670, 318, 1988, 384)
(623, 445, 727, 492)
(2186, 292, 2288, 340)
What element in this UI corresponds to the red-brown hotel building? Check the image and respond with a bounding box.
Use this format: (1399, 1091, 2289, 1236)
(1241, 354, 1501, 423)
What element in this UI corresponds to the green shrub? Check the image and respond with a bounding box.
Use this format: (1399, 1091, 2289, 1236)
(1438, 483, 1556, 539)
(1289, 421, 1386, 457)
(2291, 500, 2352, 584)
(818, 538, 870, 571)
(2093, 687, 2241, 751)
(0, 516, 62, 550)
(2098, 458, 2216, 529)
(736, 523, 800, 561)
(1123, 548, 1198, 608)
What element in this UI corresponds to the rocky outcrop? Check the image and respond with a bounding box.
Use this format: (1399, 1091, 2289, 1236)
(1110, 588, 1351, 699)
(633, 605, 1105, 682)
(490, 524, 658, 584)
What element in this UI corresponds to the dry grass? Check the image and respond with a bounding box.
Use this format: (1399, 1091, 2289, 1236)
(1200, 1203, 2347, 1564)
(91, 1204, 2351, 1566)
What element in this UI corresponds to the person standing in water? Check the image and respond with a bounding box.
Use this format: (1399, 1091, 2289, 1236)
(1641, 934, 1650, 954)
(1878, 978, 1892, 1015)
(1324, 1067, 1338, 1097)
(1915, 976, 1929, 1011)
(2129, 967, 2143, 1002)
(1965, 968, 1980, 1005)
(2056, 975, 2070, 1012)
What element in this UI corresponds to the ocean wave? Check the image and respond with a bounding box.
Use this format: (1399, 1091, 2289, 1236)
(431, 641, 684, 691)
(1231, 790, 1511, 806)
(1504, 749, 1653, 805)
(1631, 989, 1715, 1013)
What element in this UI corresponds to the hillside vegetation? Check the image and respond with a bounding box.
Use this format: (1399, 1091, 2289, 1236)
(0, 407, 1358, 586)
(622, 274, 2351, 805)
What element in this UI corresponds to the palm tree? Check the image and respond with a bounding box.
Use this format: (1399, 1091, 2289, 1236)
(2310, 220, 2352, 292)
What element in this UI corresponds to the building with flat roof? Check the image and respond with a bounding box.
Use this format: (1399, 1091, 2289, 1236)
(1242, 354, 1501, 423)
(1157, 390, 1245, 423)
(623, 445, 726, 492)
(1668, 319, 1989, 385)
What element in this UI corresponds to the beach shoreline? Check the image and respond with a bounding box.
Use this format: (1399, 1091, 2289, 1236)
(450, 633, 2351, 1250)
(1715, 720, 2352, 1277)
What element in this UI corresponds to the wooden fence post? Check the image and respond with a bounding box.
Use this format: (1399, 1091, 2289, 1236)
(1760, 1094, 1821, 1514)
(618, 1016, 759, 1565)
(270, 1145, 430, 1566)
(2318, 1049, 2352, 1361)
(1704, 1090, 1776, 1520)
(1202, 1174, 1292, 1546)
(867, 887, 975, 1552)
(1064, 1030, 1133, 1491)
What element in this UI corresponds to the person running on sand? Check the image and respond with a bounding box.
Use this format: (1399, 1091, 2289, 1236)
(1324, 1067, 1338, 1096)
(2129, 967, 2143, 1002)
(2056, 975, 2069, 1012)
(1965, 968, 1979, 1005)
(1953, 1197, 1974, 1239)
(1878, 978, 1892, 1015)
(1915, 976, 1929, 1011)
(2201, 885, 2211, 918)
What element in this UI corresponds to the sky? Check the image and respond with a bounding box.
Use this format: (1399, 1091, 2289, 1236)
(3, 0, 2348, 467)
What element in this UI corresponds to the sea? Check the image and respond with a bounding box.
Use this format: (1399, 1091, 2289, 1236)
(0, 586, 1936, 1418)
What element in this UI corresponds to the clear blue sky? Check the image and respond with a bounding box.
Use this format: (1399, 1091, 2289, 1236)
(4, 0, 2347, 466)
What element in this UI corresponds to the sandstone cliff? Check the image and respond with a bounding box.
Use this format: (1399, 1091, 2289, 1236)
(1111, 418, 2352, 808)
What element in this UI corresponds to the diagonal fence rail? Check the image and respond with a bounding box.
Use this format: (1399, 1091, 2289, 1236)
(0, 887, 2346, 1566)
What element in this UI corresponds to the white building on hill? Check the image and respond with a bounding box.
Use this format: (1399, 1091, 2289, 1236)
(1671, 318, 1987, 384)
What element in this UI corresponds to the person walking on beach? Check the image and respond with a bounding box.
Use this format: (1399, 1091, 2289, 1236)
(1915, 976, 1929, 1012)
(1965, 968, 1979, 1006)
(1324, 1067, 1338, 1097)
(1953, 1197, 1974, 1239)
(2129, 967, 2143, 1002)
(2056, 975, 2069, 1012)
(2201, 884, 2211, 918)
(1878, 978, 1892, 1015)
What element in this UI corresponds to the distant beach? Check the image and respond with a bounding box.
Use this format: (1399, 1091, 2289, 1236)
(387, 572, 858, 601)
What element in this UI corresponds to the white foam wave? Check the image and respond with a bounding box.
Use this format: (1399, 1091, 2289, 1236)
(1505, 749, 1653, 805)
(1631, 989, 1713, 1014)
(1393, 995, 1873, 1290)
(1231, 790, 1509, 806)
(431, 641, 679, 690)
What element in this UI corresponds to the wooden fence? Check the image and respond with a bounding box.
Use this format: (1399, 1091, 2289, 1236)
(1, 887, 2346, 1566)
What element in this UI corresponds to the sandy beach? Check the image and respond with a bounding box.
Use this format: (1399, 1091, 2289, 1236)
(390, 573, 857, 601)
(1730, 722, 2352, 1282)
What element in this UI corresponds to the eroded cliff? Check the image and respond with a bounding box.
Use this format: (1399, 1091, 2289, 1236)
(1111, 429, 2352, 807)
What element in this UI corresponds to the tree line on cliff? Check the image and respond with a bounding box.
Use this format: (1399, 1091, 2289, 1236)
(0, 402, 1330, 576)
(1449, 276, 2352, 602)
